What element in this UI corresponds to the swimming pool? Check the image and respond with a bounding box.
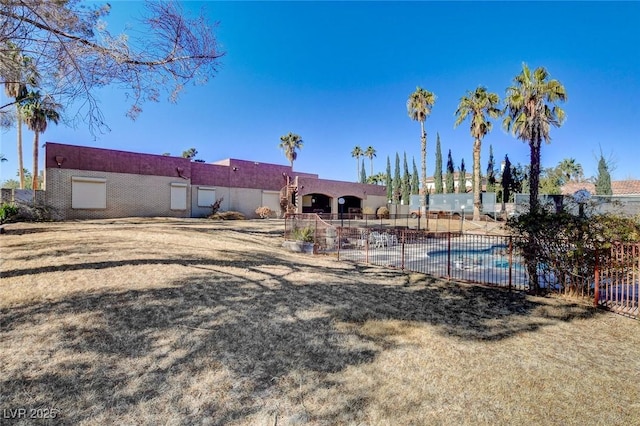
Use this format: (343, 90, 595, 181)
(427, 244, 518, 269)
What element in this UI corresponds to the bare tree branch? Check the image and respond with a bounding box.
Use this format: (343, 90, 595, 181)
(0, 0, 224, 134)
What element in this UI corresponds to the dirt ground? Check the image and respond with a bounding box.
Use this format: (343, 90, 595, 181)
(1, 218, 639, 425)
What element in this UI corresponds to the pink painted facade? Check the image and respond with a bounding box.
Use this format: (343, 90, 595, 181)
(298, 177, 379, 200)
(46, 142, 191, 177)
(195, 158, 318, 191)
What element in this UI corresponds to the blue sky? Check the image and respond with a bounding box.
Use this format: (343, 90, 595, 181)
(1, 1, 639, 185)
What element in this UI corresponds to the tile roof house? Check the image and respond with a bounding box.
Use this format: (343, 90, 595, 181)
(561, 180, 640, 196)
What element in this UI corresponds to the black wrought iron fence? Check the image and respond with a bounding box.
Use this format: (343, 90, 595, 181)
(283, 215, 638, 319)
(336, 228, 529, 290)
(334, 227, 639, 319)
(598, 243, 639, 318)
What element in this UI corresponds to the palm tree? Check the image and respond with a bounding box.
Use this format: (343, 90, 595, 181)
(351, 146, 363, 181)
(279, 132, 303, 169)
(181, 147, 198, 160)
(367, 172, 387, 185)
(503, 64, 567, 212)
(364, 146, 376, 176)
(454, 86, 501, 220)
(558, 158, 584, 183)
(407, 86, 436, 214)
(20, 92, 61, 193)
(0, 153, 7, 178)
(4, 44, 39, 189)
(504, 64, 566, 295)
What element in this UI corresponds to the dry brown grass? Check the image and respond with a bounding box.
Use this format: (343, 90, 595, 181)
(1, 218, 639, 425)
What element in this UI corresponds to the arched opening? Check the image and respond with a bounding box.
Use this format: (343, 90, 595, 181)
(339, 195, 362, 217)
(302, 193, 332, 213)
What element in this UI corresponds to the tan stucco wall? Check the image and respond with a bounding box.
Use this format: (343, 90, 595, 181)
(189, 186, 280, 218)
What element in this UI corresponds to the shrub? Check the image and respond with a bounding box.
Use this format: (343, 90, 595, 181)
(362, 206, 375, 216)
(255, 206, 273, 219)
(210, 197, 224, 215)
(0, 203, 19, 224)
(292, 227, 314, 242)
(505, 200, 640, 295)
(376, 206, 389, 219)
(0, 201, 59, 223)
(209, 211, 246, 220)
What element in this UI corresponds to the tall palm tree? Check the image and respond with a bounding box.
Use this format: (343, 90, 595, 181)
(407, 86, 436, 214)
(20, 92, 61, 193)
(454, 86, 501, 220)
(279, 132, 303, 169)
(503, 63, 567, 212)
(4, 44, 39, 189)
(503, 64, 566, 295)
(364, 146, 376, 176)
(351, 146, 363, 181)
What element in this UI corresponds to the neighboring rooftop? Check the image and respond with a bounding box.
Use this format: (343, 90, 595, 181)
(561, 180, 640, 196)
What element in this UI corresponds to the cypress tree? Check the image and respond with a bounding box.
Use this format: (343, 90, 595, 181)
(434, 133, 443, 194)
(486, 145, 496, 193)
(501, 155, 512, 203)
(411, 157, 420, 195)
(360, 161, 367, 183)
(402, 152, 410, 204)
(385, 156, 392, 201)
(458, 158, 467, 193)
(393, 153, 401, 203)
(595, 154, 613, 195)
(445, 149, 455, 193)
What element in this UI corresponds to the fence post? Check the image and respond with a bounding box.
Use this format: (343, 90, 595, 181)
(401, 229, 405, 271)
(365, 229, 369, 264)
(593, 247, 600, 308)
(336, 227, 341, 259)
(447, 232, 451, 279)
(508, 235, 513, 291)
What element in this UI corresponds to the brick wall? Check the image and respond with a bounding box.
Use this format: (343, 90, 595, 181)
(43, 143, 392, 220)
(46, 168, 191, 219)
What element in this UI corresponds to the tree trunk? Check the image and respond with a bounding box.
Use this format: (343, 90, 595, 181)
(420, 121, 427, 212)
(527, 131, 543, 293)
(473, 137, 481, 221)
(32, 132, 39, 195)
(16, 110, 25, 189)
(529, 135, 541, 213)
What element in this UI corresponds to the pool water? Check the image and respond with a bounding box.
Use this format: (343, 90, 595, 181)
(428, 244, 521, 269)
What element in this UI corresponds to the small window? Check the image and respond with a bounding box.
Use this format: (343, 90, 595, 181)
(197, 187, 216, 207)
(72, 177, 106, 209)
(170, 182, 188, 210)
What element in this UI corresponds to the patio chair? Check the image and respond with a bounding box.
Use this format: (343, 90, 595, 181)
(356, 229, 369, 248)
(369, 231, 388, 248)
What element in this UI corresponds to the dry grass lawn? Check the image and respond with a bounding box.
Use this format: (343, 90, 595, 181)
(1, 218, 639, 425)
